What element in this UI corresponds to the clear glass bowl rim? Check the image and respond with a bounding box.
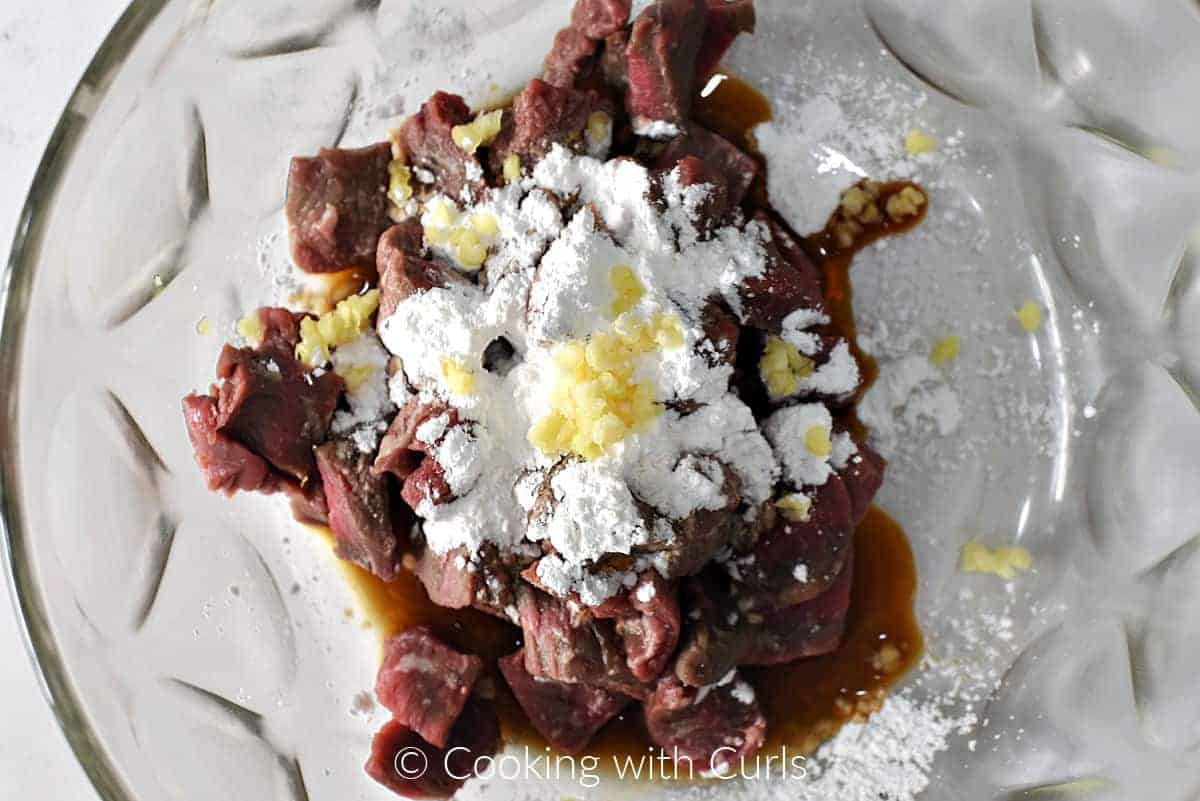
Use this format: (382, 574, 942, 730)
(0, 2, 173, 799)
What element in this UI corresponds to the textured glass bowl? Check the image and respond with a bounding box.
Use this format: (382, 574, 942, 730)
(4, 1, 1200, 800)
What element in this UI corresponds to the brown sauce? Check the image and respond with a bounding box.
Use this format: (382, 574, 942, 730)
(328, 506, 919, 769)
(327, 74, 925, 775)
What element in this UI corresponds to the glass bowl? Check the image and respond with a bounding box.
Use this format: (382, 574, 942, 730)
(4, 1, 1200, 799)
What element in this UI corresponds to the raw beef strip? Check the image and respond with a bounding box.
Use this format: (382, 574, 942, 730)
(734, 474, 854, 610)
(397, 92, 487, 201)
(517, 585, 650, 698)
(373, 399, 459, 481)
(571, 0, 632, 38)
(499, 650, 630, 753)
(625, 0, 707, 133)
(414, 543, 526, 622)
(740, 549, 854, 665)
(181, 394, 273, 495)
(286, 143, 392, 273)
(839, 439, 885, 526)
(672, 568, 748, 687)
(693, 0, 756, 81)
(612, 572, 682, 682)
(375, 626, 484, 748)
(365, 698, 499, 799)
(542, 26, 600, 88)
(488, 79, 614, 172)
(213, 339, 343, 482)
(643, 671, 766, 773)
(376, 225, 470, 326)
(656, 124, 758, 208)
(738, 213, 827, 332)
(316, 438, 401, 581)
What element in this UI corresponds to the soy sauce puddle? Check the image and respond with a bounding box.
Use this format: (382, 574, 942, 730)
(323, 75, 926, 779)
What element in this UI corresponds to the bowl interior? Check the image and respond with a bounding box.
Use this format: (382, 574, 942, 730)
(6, 1, 1200, 800)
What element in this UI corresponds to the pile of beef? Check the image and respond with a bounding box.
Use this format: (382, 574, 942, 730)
(182, 0, 890, 797)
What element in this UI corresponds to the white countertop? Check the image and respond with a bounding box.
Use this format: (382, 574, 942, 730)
(1, 1, 128, 796)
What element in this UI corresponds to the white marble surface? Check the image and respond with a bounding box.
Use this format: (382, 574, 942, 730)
(0, 0, 128, 796)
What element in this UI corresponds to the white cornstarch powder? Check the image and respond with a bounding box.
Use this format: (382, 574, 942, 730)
(292, 18, 1038, 798)
(330, 331, 394, 452)
(375, 144, 822, 601)
(797, 340, 860, 399)
(764, 403, 836, 488)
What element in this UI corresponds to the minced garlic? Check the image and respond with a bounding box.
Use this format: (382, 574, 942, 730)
(471, 211, 499, 238)
(839, 185, 882, 228)
(652, 314, 685, 350)
(196, 316, 211, 336)
(447, 228, 488, 269)
(609, 265, 645, 318)
(441, 357, 476, 396)
(1017, 301, 1042, 333)
(904, 129, 937, 155)
(586, 111, 612, 151)
(502, 154, 522, 184)
(776, 493, 813, 522)
(236, 314, 265, 345)
(930, 335, 960, 366)
(840, 186, 869, 217)
(959, 541, 1033, 580)
(388, 160, 413, 206)
(872, 643, 903, 673)
(295, 289, 380, 366)
(804, 424, 832, 457)
(423, 198, 498, 270)
(337, 363, 375, 392)
(529, 313, 683, 460)
(884, 186, 927, 221)
(759, 336, 815, 399)
(450, 109, 503, 154)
